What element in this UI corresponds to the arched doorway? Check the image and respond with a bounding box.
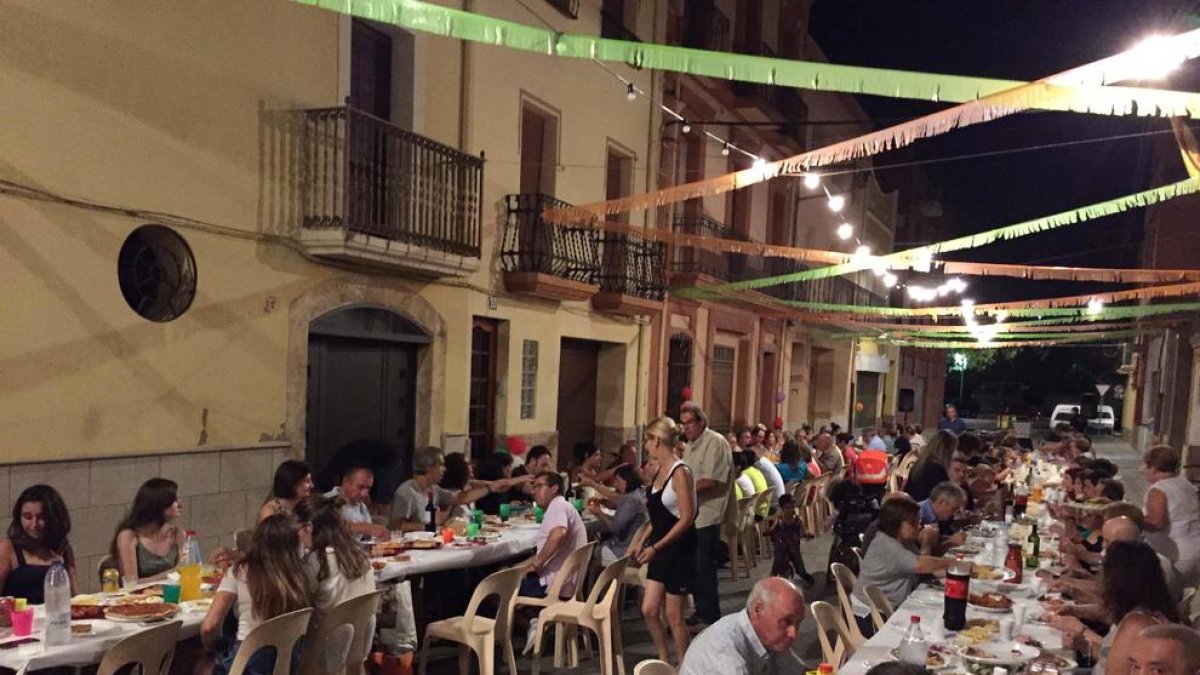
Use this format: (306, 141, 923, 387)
(306, 305, 430, 502)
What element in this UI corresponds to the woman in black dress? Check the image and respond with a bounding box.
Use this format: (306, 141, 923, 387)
(0, 485, 76, 602)
(628, 416, 697, 666)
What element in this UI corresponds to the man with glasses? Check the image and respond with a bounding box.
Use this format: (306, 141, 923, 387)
(391, 447, 524, 532)
(679, 402, 735, 628)
(522, 471, 588, 598)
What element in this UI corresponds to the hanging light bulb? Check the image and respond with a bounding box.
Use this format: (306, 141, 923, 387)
(946, 277, 968, 293)
(681, 120, 691, 134)
(626, 83, 637, 101)
(804, 173, 821, 190)
(882, 273, 898, 288)
(828, 195, 846, 212)
(836, 222, 853, 240)
(854, 244, 871, 258)
(1125, 35, 1187, 80)
(752, 157, 767, 170)
(721, 142, 730, 157)
(1086, 298, 1104, 315)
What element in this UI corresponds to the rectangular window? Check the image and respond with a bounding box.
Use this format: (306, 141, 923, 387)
(520, 339, 538, 419)
(710, 345, 737, 432)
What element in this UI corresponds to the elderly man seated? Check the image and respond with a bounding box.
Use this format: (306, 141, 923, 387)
(919, 482, 968, 552)
(679, 577, 806, 675)
(1129, 624, 1200, 675)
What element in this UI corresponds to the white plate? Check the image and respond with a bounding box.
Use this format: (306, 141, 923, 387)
(72, 619, 120, 637)
(971, 567, 1018, 583)
(967, 598, 1014, 613)
(911, 589, 943, 606)
(957, 641, 1040, 666)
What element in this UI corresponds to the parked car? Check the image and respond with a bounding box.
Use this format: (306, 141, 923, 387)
(1088, 405, 1115, 435)
(1050, 404, 1081, 427)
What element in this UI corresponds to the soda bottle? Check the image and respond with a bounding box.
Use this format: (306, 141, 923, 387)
(1013, 482, 1029, 518)
(43, 561, 71, 646)
(1004, 541, 1024, 584)
(944, 554, 970, 631)
(899, 615, 929, 666)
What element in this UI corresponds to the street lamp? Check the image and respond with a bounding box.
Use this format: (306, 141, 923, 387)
(952, 352, 968, 402)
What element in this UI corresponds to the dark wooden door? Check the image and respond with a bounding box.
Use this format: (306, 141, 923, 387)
(557, 339, 600, 471)
(759, 351, 777, 425)
(351, 20, 392, 120)
(469, 319, 499, 462)
(306, 335, 417, 501)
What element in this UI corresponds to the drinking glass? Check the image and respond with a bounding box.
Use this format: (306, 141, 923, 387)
(534, 506, 545, 523)
(11, 609, 33, 637)
(499, 504, 511, 522)
(162, 583, 181, 604)
(466, 523, 480, 538)
(441, 527, 455, 544)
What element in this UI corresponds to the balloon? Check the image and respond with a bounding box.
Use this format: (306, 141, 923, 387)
(506, 436, 527, 456)
(773, 416, 784, 429)
(775, 390, 786, 403)
(681, 386, 693, 401)
(854, 402, 865, 412)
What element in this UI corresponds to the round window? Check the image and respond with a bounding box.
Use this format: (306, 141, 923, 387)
(117, 225, 197, 322)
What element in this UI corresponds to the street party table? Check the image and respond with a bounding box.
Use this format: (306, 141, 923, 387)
(373, 516, 605, 584)
(0, 595, 206, 674)
(840, 523, 1076, 675)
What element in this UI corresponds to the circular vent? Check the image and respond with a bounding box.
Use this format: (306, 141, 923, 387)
(117, 225, 197, 322)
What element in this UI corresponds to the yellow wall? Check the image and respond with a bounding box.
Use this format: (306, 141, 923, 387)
(1, 0, 652, 463)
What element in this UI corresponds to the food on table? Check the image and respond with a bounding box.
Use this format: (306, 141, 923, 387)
(105, 602, 179, 621)
(959, 621, 998, 645)
(370, 542, 405, 557)
(371, 561, 387, 571)
(202, 574, 224, 586)
(112, 594, 170, 606)
(393, 554, 411, 562)
(408, 539, 441, 550)
(71, 622, 93, 635)
(71, 605, 105, 620)
(132, 585, 163, 596)
(1033, 653, 1076, 669)
(965, 618, 998, 630)
(964, 647, 998, 659)
(968, 592, 1013, 610)
(951, 545, 982, 556)
(890, 644, 949, 667)
(971, 565, 1006, 581)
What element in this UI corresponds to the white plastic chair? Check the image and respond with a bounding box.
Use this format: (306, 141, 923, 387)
(299, 590, 382, 675)
(531, 556, 631, 675)
(417, 566, 525, 675)
(633, 659, 677, 675)
(829, 562, 866, 647)
(811, 600, 856, 668)
(228, 609, 314, 675)
(97, 620, 181, 675)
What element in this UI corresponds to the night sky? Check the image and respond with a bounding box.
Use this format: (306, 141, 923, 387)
(808, 0, 1200, 303)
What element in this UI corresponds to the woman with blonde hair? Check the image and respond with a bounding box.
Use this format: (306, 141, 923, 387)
(199, 515, 314, 675)
(903, 429, 959, 501)
(628, 416, 697, 665)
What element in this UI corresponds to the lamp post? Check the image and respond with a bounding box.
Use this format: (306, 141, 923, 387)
(952, 352, 968, 403)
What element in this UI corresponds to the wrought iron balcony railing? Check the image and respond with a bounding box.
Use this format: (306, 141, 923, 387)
(297, 106, 483, 257)
(682, 0, 730, 52)
(501, 194, 600, 285)
(597, 230, 667, 301)
(671, 213, 884, 307)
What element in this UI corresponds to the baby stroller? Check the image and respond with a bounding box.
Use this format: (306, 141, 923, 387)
(827, 479, 879, 576)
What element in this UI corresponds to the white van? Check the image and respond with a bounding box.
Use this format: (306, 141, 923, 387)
(1089, 406, 1115, 435)
(1050, 404, 1081, 427)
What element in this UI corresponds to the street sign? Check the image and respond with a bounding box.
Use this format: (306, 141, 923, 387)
(1096, 384, 1111, 397)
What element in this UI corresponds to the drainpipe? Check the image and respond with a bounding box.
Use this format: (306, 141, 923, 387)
(458, 0, 474, 153)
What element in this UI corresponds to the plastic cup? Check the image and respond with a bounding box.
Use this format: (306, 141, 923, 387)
(1013, 604, 1027, 625)
(466, 523, 480, 538)
(534, 506, 545, 524)
(472, 509, 484, 525)
(572, 498, 585, 513)
(499, 504, 511, 522)
(179, 564, 202, 602)
(162, 583, 181, 604)
(442, 527, 455, 544)
(122, 575, 138, 592)
(999, 618, 1014, 641)
(11, 609, 33, 637)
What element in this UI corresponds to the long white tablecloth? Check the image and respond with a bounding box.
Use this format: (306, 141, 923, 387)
(0, 603, 205, 674)
(838, 580, 1069, 675)
(374, 521, 544, 583)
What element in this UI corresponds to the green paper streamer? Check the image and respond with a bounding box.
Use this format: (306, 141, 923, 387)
(776, 301, 1200, 320)
(704, 178, 1200, 293)
(291, 0, 1200, 116)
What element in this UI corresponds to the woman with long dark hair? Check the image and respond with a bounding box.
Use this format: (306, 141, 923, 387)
(259, 459, 314, 522)
(588, 465, 648, 565)
(0, 485, 76, 602)
(776, 441, 809, 483)
(112, 478, 186, 581)
(293, 495, 373, 617)
(1047, 540, 1180, 675)
(200, 515, 314, 675)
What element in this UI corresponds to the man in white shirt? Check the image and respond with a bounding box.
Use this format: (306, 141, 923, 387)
(752, 445, 786, 509)
(324, 465, 389, 540)
(680, 577, 806, 675)
(522, 471, 588, 598)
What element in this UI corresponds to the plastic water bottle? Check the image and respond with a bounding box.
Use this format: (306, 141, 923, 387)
(43, 561, 71, 646)
(182, 530, 202, 567)
(899, 615, 929, 666)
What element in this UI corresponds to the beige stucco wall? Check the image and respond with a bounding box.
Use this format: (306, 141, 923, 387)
(1, 0, 653, 465)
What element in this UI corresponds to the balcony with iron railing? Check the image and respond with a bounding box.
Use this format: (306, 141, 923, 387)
(291, 105, 484, 276)
(501, 194, 667, 310)
(600, 9, 640, 42)
(670, 213, 886, 308)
